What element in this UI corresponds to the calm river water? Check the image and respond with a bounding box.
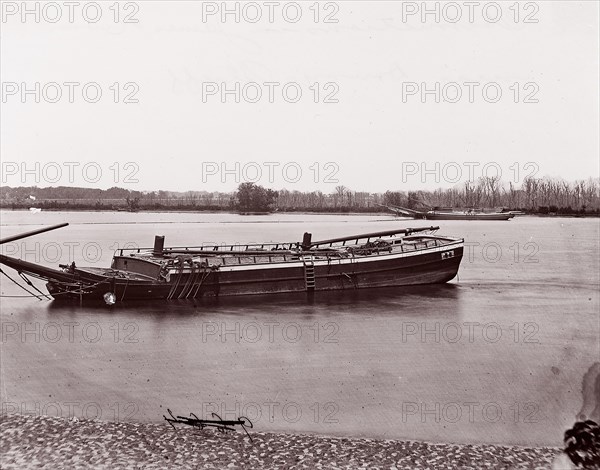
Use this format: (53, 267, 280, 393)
(0, 211, 598, 447)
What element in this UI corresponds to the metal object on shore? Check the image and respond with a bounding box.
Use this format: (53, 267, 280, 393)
(163, 408, 254, 442)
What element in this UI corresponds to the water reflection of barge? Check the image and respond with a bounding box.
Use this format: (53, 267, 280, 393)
(0, 223, 464, 304)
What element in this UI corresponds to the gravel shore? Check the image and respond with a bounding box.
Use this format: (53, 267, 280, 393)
(1, 414, 562, 469)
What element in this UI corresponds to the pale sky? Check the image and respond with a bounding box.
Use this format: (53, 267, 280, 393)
(1, 1, 599, 193)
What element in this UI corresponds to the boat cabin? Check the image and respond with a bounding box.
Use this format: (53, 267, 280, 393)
(111, 256, 162, 279)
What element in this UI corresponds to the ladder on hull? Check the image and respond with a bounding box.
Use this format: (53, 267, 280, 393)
(303, 258, 316, 291)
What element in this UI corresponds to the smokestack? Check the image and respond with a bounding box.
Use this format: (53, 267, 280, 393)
(301, 232, 312, 251)
(153, 235, 165, 256)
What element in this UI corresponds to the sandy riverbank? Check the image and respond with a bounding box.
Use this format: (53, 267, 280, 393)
(0, 414, 562, 469)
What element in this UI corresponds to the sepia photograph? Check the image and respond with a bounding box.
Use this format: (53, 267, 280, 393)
(1, 1, 599, 469)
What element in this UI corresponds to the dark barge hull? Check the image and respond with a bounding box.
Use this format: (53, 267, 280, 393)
(424, 213, 513, 221)
(380, 205, 514, 220)
(0, 244, 463, 303)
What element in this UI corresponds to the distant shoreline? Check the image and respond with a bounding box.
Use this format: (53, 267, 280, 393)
(1, 207, 599, 218)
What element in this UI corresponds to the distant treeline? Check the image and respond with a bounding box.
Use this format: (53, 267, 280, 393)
(1, 176, 599, 215)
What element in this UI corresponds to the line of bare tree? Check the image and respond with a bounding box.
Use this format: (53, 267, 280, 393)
(1, 176, 599, 214)
(275, 176, 600, 213)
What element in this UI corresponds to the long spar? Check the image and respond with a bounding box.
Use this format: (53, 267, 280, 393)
(0, 223, 69, 245)
(0, 223, 69, 299)
(309, 226, 440, 247)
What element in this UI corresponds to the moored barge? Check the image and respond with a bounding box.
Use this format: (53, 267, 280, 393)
(0, 224, 464, 304)
(380, 204, 514, 221)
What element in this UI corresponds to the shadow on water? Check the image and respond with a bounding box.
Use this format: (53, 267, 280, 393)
(46, 283, 461, 319)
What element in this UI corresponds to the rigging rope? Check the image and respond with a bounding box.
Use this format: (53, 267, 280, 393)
(190, 265, 217, 299)
(120, 276, 129, 302)
(0, 294, 44, 298)
(45, 278, 111, 297)
(185, 262, 202, 299)
(166, 260, 184, 300)
(0, 268, 43, 300)
(18, 272, 51, 300)
(178, 259, 196, 299)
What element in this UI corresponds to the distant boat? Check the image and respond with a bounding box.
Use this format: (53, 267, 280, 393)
(237, 207, 278, 215)
(379, 204, 514, 221)
(238, 211, 273, 215)
(423, 210, 514, 221)
(0, 223, 464, 305)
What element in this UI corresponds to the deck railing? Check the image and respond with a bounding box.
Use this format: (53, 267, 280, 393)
(114, 236, 458, 267)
